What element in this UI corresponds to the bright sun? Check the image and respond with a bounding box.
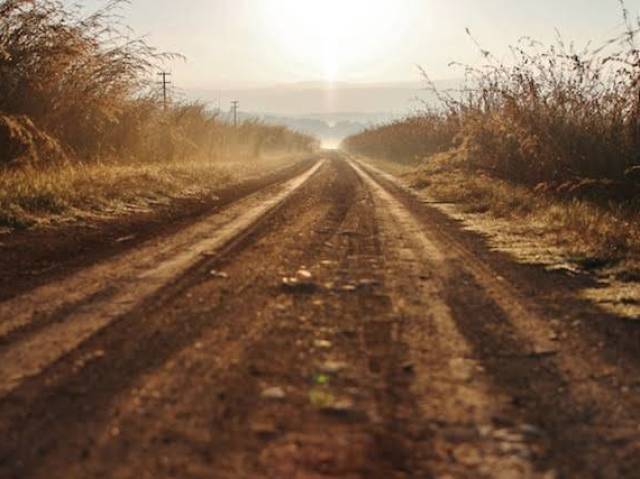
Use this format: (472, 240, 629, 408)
(261, 0, 406, 82)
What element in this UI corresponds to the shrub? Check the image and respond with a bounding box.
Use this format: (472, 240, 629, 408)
(343, 1, 640, 194)
(0, 0, 315, 167)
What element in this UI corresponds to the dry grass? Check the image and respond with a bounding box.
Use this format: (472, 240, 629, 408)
(344, 2, 640, 193)
(344, 2, 640, 261)
(400, 151, 640, 261)
(0, 0, 317, 229)
(364, 151, 640, 318)
(0, 0, 316, 168)
(0, 155, 301, 229)
(343, 114, 458, 165)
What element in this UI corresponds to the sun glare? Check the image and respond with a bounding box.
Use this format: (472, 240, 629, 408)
(261, 0, 407, 82)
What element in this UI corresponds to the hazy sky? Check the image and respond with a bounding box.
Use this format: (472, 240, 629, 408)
(76, 1, 640, 89)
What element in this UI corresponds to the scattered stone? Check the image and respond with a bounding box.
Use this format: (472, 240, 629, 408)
(261, 387, 286, 400)
(320, 260, 335, 266)
(358, 278, 379, 287)
(319, 360, 348, 374)
(115, 234, 136, 243)
(210, 270, 229, 279)
(341, 284, 357, 292)
(282, 268, 318, 291)
(313, 339, 332, 349)
(297, 269, 313, 279)
(282, 276, 318, 293)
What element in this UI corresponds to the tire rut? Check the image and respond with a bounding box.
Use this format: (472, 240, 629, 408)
(0, 161, 323, 399)
(353, 157, 640, 478)
(3, 154, 640, 478)
(0, 159, 332, 478)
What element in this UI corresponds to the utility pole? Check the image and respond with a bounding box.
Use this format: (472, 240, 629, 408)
(231, 100, 239, 127)
(158, 72, 172, 111)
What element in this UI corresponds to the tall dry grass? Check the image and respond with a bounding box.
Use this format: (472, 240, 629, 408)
(344, 1, 640, 201)
(0, 0, 316, 228)
(0, 0, 315, 167)
(342, 113, 458, 165)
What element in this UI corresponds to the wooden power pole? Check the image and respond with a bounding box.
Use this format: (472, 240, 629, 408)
(231, 100, 239, 127)
(158, 72, 172, 111)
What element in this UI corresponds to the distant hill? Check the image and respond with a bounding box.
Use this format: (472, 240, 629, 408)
(187, 80, 462, 147)
(187, 80, 461, 116)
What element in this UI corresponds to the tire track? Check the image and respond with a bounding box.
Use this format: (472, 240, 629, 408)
(352, 157, 640, 477)
(350, 159, 552, 478)
(0, 161, 323, 398)
(3, 153, 640, 478)
(0, 157, 352, 479)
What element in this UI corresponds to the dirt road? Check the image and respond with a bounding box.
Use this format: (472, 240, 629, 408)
(1, 153, 640, 478)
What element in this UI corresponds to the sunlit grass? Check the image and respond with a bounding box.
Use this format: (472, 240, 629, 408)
(344, 2, 640, 260)
(0, 155, 299, 229)
(345, 2, 640, 187)
(400, 151, 640, 260)
(0, 0, 317, 229)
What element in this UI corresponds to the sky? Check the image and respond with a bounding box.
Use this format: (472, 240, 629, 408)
(72, 0, 640, 92)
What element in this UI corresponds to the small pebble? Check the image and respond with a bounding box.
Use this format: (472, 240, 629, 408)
(319, 360, 348, 373)
(313, 339, 332, 349)
(210, 270, 228, 279)
(261, 387, 286, 400)
(297, 269, 313, 279)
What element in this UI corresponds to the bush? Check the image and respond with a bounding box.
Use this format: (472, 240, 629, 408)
(342, 113, 459, 165)
(343, 1, 640, 194)
(0, 0, 315, 167)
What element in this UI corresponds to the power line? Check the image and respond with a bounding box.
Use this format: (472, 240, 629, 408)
(158, 72, 172, 111)
(231, 100, 239, 127)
